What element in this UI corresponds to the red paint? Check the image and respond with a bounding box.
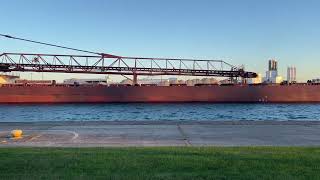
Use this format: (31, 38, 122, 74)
(0, 84, 319, 103)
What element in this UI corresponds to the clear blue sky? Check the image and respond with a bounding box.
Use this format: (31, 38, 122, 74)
(1, 0, 320, 82)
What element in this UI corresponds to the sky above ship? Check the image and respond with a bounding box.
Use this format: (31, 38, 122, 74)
(0, 0, 319, 82)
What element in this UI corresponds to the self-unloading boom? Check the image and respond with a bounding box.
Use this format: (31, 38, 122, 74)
(0, 34, 257, 78)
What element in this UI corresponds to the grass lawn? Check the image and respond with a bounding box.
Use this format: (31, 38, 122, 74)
(0, 147, 319, 180)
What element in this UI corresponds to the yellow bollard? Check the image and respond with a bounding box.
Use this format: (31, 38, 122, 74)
(11, 130, 23, 139)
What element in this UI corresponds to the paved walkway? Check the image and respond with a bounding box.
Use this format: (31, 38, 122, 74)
(1, 121, 320, 147)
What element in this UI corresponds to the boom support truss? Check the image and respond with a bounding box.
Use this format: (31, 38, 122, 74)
(0, 53, 257, 78)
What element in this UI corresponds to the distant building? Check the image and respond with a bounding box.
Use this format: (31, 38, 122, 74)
(266, 59, 278, 80)
(287, 66, 296, 83)
(264, 59, 283, 84)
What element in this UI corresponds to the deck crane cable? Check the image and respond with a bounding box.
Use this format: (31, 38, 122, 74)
(0, 33, 118, 57)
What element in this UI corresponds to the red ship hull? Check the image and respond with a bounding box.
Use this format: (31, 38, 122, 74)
(0, 84, 320, 103)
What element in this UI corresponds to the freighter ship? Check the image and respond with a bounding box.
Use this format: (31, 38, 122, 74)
(0, 34, 319, 103)
(0, 74, 319, 103)
(0, 52, 319, 103)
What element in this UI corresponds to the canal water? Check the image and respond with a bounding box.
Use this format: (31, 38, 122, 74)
(0, 103, 319, 122)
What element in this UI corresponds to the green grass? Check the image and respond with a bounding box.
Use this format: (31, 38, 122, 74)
(0, 147, 320, 180)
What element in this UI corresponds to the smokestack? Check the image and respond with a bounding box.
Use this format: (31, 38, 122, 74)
(268, 59, 277, 71)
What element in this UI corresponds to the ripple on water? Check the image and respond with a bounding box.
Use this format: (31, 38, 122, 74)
(0, 103, 320, 122)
